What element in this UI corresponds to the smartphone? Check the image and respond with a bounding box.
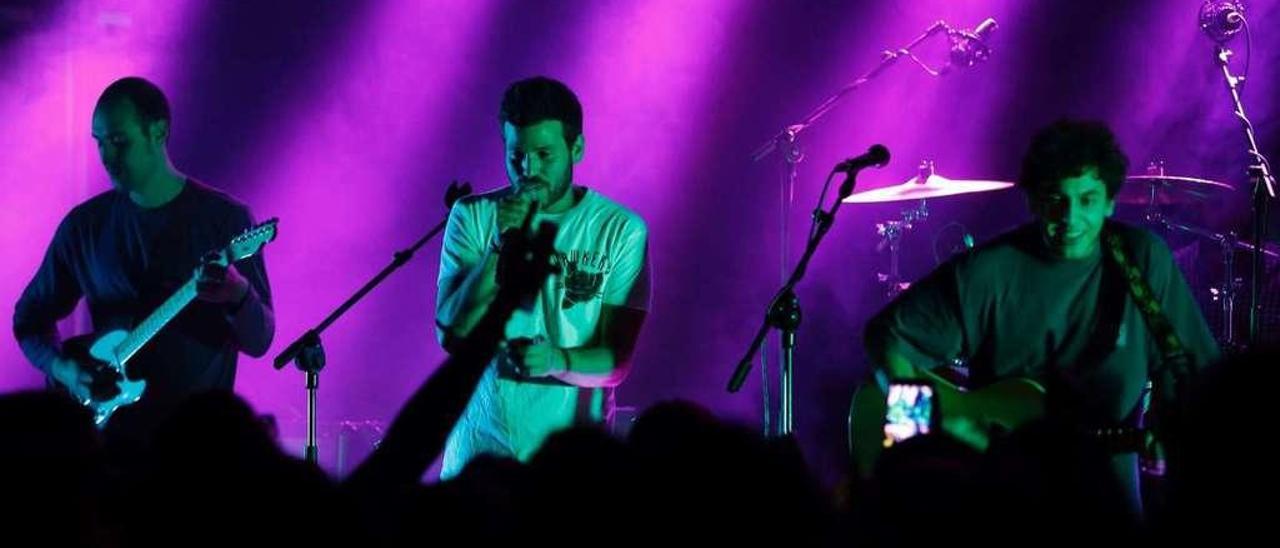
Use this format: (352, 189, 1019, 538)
(883, 381, 936, 448)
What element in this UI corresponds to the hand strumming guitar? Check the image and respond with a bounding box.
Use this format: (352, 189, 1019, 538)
(49, 355, 121, 404)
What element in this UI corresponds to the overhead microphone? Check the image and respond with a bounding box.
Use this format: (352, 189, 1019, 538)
(1199, 1, 1244, 43)
(942, 17, 998, 74)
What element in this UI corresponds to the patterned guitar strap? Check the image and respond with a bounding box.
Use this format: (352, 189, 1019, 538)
(1103, 229, 1193, 466)
(1103, 231, 1194, 386)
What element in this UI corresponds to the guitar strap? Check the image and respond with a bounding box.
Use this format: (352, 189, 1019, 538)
(1101, 227, 1196, 458)
(1101, 228, 1193, 391)
(1047, 226, 1188, 453)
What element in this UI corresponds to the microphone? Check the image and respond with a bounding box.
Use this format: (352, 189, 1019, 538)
(1199, 1, 1244, 43)
(834, 144, 891, 173)
(835, 144, 890, 199)
(942, 17, 998, 73)
(444, 180, 473, 209)
(500, 196, 541, 243)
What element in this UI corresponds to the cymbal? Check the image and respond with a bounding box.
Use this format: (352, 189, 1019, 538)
(843, 173, 1014, 204)
(1158, 217, 1280, 259)
(1117, 175, 1235, 205)
(1236, 239, 1280, 259)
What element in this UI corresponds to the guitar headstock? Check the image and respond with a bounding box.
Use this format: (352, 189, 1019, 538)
(226, 218, 279, 262)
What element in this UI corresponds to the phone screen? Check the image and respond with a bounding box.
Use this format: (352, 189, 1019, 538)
(883, 382, 935, 448)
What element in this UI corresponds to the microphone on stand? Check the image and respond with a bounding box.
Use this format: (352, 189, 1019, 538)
(940, 17, 998, 74)
(836, 145, 891, 199)
(1199, 1, 1244, 43)
(834, 144, 891, 174)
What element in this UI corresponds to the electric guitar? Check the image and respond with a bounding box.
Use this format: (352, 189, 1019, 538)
(847, 367, 1045, 478)
(60, 218, 279, 427)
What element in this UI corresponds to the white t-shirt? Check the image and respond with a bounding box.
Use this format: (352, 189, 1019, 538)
(437, 186, 650, 478)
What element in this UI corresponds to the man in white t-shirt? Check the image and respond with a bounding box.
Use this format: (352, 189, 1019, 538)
(435, 76, 650, 478)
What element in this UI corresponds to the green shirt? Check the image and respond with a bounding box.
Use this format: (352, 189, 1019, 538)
(865, 222, 1220, 425)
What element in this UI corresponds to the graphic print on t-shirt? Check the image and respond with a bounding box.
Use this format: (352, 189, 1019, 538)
(556, 249, 611, 309)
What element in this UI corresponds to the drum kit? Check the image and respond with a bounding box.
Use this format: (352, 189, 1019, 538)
(842, 159, 1015, 298)
(842, 157, 1274, 346)
(732, 8, 1276, 442)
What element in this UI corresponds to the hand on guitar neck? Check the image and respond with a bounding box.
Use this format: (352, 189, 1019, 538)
(194, 252, 251, 305)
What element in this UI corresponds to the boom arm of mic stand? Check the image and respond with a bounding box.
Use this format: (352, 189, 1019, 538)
(272, 216, 451, 370)
(273, 182, 472, 370)
(271, 181, 470, 466)
(751, 21, 950, 163)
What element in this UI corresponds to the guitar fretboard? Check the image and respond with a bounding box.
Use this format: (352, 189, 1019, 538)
(114, 278, 199, 363)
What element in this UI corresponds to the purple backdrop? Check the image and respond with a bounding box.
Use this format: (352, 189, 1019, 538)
(3, 0, 1277, 481)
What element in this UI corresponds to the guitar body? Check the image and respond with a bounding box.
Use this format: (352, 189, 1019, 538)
(62, 330, 147, 427)
(848, 368, 1045, 478)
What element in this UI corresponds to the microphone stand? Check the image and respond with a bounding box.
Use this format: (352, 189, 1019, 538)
(273, 181, 473, 465)
(727, 167, 869, 435)
(750, 21, 957, 164)
(1212, 44, 1276, 348)
(747, 20, 960, 436)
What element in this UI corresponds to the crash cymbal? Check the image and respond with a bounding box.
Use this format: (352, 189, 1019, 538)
(1117, 175, 1235, 205)
(1230, 238, 1280, 259)
(844, 173, 1014, 204)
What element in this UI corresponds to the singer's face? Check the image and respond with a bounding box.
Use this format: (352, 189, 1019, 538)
(503, 120, 583, 210)
(1029, 167, 1115, 260)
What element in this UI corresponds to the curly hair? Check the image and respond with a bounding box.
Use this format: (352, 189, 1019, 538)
(1017, 120, 1128, 198)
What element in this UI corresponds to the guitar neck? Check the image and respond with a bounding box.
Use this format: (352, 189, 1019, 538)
(115, 278, 199, 363)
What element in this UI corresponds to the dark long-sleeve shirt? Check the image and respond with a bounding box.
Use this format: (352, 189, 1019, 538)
(13, 180, 274, 414)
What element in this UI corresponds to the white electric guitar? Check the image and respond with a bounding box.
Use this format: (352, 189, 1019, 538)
(60, 218, 278, 427)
